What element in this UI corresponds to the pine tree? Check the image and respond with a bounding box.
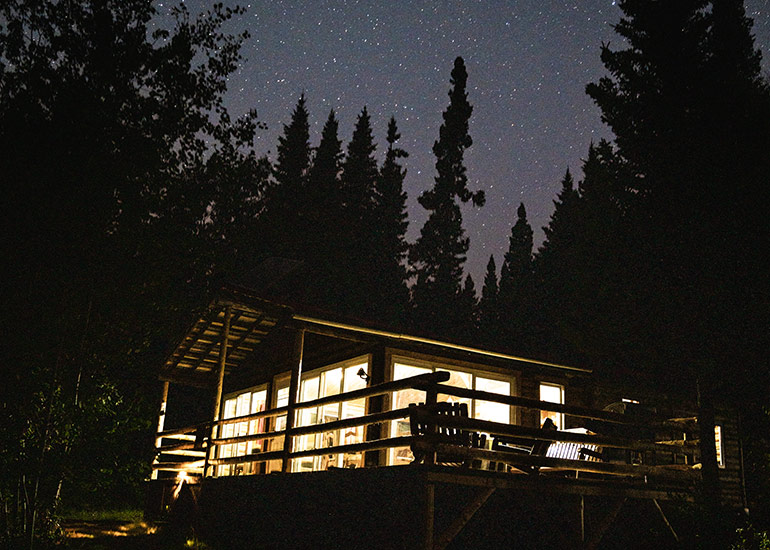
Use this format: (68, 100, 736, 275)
(339, 107, 379, 316)
(584, 1, 770, 531)
(263, 94, 311, 257)
(299, 110, 346, 307)
(499, 203, 533, 308)
(498, 203, 533, 351)
(410, 57, 484, 338)
(371, 117, 410, 325)
(478, 255, 500, 345)
(459, 274, 479, 337)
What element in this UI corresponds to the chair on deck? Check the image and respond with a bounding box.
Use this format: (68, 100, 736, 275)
(408, 402, 486, 466)
(491, 418, 558, 473)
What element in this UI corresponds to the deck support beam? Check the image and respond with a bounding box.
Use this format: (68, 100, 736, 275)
(434, 487, 496, 550)
(282, 329, 305, 473)
(586, 497, 626, 550)
(652, 499, 679, 543)
(205, 305, 232, 477)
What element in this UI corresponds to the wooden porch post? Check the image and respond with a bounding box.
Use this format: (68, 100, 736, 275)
(365, 347, 386, 467)
(424, 384, 438, 466)
(281, 328, 305, 473)
(424, 482, 435, 550)
(205, 305, 232, 478)
(151, 380, 170, 480)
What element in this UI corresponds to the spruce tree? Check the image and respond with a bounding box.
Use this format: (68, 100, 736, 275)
(263, 94, 311, 257)
(584, 1, 770, 531)
(301, 110, 346, 308)
(459, 274, 479, 337)
(339, 107, 379, 316)
(274, 94, 311, 190)
(531, 169, 582, 359)
(498, 203, 534, 351)
(372, 117, 410, 325)
(410, 57, 484, 338)
(499, 203, 533, 308)
(538, 169, 579, 263)
(478, 255, 500, 345)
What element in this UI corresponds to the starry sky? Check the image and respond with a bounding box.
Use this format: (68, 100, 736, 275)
(157, 0, 770, 285)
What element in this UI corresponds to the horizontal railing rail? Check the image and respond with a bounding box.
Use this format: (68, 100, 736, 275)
(152, 371, 699, 481)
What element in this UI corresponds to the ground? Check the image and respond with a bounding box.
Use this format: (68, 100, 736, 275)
(61, 515, 202, 550)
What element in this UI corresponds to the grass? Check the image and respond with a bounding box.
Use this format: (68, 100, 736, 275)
(60, 508, 145, 523)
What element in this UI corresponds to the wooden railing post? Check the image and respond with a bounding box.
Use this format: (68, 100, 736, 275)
(204, 305, 232, 478)
(282, 329, 305, 472)
(424, 383, 438, 465)
(151, 380, 170, 480)
(365, 347, 386, 467)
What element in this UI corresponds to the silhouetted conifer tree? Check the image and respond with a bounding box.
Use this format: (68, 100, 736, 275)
(410, 57, 484, 338)
(339, 107, 379, 316)
(371, 117, 410, 325)
(299, 110, 346, 307)
(459, 274, 479, 337)
(478, 255, 500, 345)
(263, 94, 311, 257)
(498, 203, 533, 351)
(583, 0, 770, 532)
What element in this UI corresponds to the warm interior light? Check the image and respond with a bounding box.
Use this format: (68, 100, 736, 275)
(173, 470, 188, 499)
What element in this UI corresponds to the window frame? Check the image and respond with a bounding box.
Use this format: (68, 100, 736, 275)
(292, 355, 371, 472)
(385, 351, 519, 465)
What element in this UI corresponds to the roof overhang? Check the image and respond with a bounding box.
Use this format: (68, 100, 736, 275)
(160, 285, 592, 388)
(292, 315, 592, 374)
(159, 287, 291, 387)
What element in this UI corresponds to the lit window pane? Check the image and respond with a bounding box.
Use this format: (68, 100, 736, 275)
(475, 377, 511, 422)
(539, 383, 564, 430)
(715, 425, 724, 468)
(436, 369, 472, 412)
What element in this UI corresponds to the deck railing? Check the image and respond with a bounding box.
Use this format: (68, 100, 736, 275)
(151, 372, 700, 485)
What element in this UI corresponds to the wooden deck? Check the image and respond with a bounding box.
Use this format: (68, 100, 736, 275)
(150, 464, 699, 550)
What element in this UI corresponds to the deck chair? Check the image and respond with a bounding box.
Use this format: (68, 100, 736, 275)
(409, 402, 485, 466)
(491, 417, 557, 473)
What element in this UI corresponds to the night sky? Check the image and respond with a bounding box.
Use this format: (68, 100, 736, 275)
(157, 1, 770, 285)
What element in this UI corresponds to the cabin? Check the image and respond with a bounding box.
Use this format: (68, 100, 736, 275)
(147, 284, 746, 549)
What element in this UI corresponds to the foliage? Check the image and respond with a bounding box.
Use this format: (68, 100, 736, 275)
(732, 524, 770, 550)
(477, 255, 499, 344)
(371, 117, 411, 326)
(0, 1, 261, 547)
(410, 56, 484, 338)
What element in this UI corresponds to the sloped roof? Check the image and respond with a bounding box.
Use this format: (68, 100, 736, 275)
(159, 287, 291, 387)
(160, 284, 591, 387)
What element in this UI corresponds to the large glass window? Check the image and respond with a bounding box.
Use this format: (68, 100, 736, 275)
(539, 383, 564, 430)
(714, 425, 725, 468)
(266, 379, 290, 473)
(293, 359, 369, 472)
(216, 386, 267, 476)
(389, 359, 515, 465)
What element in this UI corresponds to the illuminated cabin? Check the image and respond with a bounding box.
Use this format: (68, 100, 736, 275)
(147, 284, 746, 549)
